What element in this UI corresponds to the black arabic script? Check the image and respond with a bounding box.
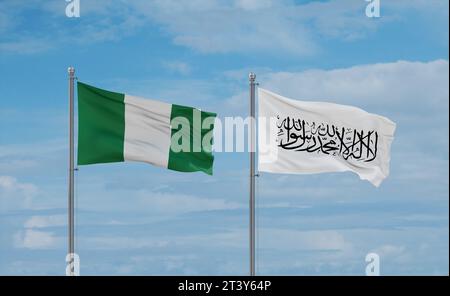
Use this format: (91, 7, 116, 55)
(277, 116, 378, 162)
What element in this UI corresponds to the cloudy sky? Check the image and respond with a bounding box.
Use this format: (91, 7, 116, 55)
(0, 0, 448, 275)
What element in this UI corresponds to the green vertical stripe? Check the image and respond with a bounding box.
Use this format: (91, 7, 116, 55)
(77, 82, 125, 165)
(168, 104, 216, 175)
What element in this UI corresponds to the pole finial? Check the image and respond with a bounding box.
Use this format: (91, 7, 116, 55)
(249, 72, 256, 82)
(68, 67, 75, 74)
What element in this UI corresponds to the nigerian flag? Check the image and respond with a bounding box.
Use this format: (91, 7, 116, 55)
(77, 82, 216, 175)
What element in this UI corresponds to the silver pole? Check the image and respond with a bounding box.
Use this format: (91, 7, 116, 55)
(68, 67, 75, 276)
(249, 72, 256, 276)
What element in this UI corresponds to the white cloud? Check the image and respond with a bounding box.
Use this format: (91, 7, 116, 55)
(1, 0, 447, 55)
(373, 244, 406, 258)
(0, 37, 53, 54)
(393, 151, 449, 183)
(24, 215, 66, 228)
(386, 0, 449, 12)
(0, 176, 37, 212)
(82, 236, 170, 250)
(69, 169, 243, 214)
(223, 59, 449, 122)
(127, 0, 448, 54)
(256, 60, 449, 108)
(234, 0, 274, 11)
(130, 0, 317, 55)
(0, 1, 144, 54)
(137, 190, 243, 214)
(260, 228, 348, 251)
(0, 7, 12, 34)
(163, 61, 191, 75)
(13, 229, 62, 249)
(76, 227, 347, 252)
(0, 138, 66, 175)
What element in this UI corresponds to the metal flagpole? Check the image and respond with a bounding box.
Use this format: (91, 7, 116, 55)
(249, 72, 257, 276)
(68, 67, 75, 276)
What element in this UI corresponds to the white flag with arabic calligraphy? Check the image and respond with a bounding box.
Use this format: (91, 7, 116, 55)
(258, 88, 396, 187)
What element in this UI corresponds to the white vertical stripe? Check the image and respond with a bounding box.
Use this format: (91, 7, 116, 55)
(124, 94, 172, 168)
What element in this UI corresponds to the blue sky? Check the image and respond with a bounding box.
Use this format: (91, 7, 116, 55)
(0, 0, 448, 275)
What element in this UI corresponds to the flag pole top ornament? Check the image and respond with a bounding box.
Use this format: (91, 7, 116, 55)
(68, 67, 75, 74)
(249, 72, 256, 82)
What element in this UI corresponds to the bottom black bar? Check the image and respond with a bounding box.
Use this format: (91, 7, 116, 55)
(0, 276, 448, 294)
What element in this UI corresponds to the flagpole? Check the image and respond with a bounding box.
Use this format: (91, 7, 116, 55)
(249, 72, 257, 276)
(68, 66, 75, 276)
